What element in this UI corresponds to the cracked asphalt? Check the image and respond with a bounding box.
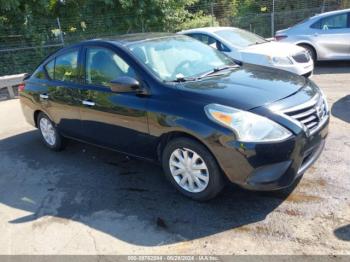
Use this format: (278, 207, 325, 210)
(0, 62, 349, 254)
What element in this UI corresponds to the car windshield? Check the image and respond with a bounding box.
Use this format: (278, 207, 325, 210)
(127, 35, 234, 82)
(215, 28, 267, 48)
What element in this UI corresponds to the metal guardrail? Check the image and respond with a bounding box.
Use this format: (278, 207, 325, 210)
(0, 73, 26, 100)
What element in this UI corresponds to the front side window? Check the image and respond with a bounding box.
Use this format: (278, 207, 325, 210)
(54, 51, 79, 82)
(190, 33, 230, 51)
(128, 36, 233, 82)
(32, 59, 54, 80)
(85, 47, 136, 86)
(192, 34, 217, 47)
(45, 59, 55, 79)
(216, 41, 230, 52)
(317, 13, 349, 29)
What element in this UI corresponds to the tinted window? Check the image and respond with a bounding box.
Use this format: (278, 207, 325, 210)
(54, 51, 79, 82)
(45, 59, 55, 79)
(190, 34, 230, 52)
(33, 68, 46, 80)
(32, 59, 55, 80)
(191, 34, 216, 46)
(316, 13, 349, 29)
(311, 19, 322, 29)
(216, 41, 230, 52)
(85, 47, 136, 86)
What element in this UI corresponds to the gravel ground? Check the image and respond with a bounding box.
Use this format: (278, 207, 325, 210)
(0, 62, 349, 255)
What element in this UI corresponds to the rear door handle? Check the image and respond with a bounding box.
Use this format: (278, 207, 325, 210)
(40, 94, 49, 99)
(82, 100, 95, 106)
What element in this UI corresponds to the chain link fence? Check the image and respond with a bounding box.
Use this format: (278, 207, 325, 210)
(0, 0, 349, 76)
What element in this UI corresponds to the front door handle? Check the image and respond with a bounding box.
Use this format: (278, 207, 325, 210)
(40, 94, 49, 99)
(82, 100, 95, 106)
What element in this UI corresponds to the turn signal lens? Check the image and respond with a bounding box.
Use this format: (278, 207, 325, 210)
(211, 111, 233, 126)
(18, 83, 25, 92)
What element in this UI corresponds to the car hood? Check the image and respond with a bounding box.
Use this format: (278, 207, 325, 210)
(241, 41, 305, 57)
(179, 65, 307, 110)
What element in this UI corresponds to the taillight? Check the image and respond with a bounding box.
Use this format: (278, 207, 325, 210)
(275, 35, 288, 41)
(18, 83, 25, 92)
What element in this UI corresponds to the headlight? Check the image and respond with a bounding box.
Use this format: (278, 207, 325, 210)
(205, 104, 292, 142)
(268, 56, 293, 65)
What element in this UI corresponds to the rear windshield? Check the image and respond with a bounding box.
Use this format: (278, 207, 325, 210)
(215, 28, 267, 48)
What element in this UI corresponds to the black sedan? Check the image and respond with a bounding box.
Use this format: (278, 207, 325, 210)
(19, 33, 329, 201)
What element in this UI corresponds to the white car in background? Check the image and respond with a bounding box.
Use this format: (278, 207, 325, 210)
(179, 27, 314, 77)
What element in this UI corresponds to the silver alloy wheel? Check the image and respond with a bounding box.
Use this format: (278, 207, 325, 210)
(169, 147, 209, 193)
(39, 118, 56, 146)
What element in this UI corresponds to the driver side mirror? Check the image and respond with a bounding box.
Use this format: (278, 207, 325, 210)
(110, 76, 140, 93)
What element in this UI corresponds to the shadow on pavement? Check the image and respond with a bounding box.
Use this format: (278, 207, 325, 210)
(314, 61, 350, 75)
(331, 95, 350, 123)
(334, 224, 350, 241)
(0, 130, 295, 246)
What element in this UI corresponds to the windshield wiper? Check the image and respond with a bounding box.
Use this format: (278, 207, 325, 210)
(197, 64, 238, 80)
(249, 41, 267, 46)
(164, 75, 197, 83)
(164, 64, 238, 83)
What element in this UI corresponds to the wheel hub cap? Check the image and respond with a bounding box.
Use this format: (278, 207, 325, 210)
(169, 148, 209, 193)
(39, 118, 56, 146)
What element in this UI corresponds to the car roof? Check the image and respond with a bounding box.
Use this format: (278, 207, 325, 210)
(47, 33, 189, 61)
(180, 27, 239, 34)
(82, 32, 179, 46)
(311, 8, 350, 19)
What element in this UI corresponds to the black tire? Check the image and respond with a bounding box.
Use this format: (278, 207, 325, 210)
(162, 137, 224, 201)
(299, 44, 317, 63)
(37, 112, 65, 151)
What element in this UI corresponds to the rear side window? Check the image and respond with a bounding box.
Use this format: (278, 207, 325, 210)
(312, 13, 349, 29)
(53, 51, 79, 82)
(311, 20, 322, 29)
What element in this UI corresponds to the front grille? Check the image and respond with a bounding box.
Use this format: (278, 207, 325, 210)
(298, 139, 325, 175)
(283, 94, 328, 133)
(292, 52, 310, 63)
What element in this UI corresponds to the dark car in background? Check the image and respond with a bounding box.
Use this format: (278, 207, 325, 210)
(19, 34, 329, 201)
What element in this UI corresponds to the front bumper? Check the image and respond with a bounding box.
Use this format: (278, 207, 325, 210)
(211, 116, 329, 191)
(274, 61, 314, 77)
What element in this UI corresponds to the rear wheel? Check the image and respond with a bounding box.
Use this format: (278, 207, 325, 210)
(162, 137, 224, 201)
(299, 44, 317, 63)
(37, 113, 65, 151)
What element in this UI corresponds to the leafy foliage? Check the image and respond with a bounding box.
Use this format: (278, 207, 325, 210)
(0, 0, 347, 75)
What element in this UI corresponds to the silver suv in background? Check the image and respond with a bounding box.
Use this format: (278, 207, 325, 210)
(275, 9, 350, 62)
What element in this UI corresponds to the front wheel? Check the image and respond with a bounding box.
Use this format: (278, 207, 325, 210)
(162, 137, 224, 201)
(299, 44, 317, 63)
(37, 113, 65, 151)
